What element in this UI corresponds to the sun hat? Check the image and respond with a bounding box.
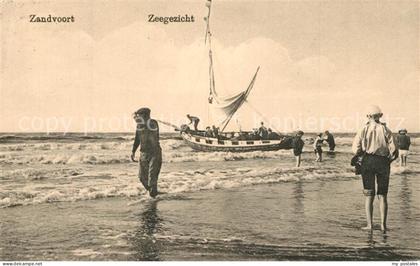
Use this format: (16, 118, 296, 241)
(366, 105, 383, 117)
(399, 129, 408, 134)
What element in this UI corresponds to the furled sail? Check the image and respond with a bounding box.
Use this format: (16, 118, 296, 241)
(209, 67, 259, 131)
(205, 0, 260, 132)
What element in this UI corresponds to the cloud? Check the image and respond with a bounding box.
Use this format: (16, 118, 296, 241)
(1, 17, 418, 132)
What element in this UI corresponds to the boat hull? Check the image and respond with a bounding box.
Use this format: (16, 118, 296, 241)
(181, 132, 293, 152)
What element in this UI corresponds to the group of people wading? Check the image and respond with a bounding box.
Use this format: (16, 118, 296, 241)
(130, 106, 412, 233)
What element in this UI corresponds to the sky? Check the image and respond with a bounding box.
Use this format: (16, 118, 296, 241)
(1, 0, 419, 133)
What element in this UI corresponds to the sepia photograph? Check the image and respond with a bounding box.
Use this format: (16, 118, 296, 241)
(0, 0, 419, 263)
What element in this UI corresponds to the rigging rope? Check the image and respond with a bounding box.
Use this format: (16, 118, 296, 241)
(244, 100, 283, 134)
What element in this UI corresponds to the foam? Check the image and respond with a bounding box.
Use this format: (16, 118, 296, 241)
(1, 136, 417, 165)
(0, 165, 357, 208)
(72, 249, 103, 257)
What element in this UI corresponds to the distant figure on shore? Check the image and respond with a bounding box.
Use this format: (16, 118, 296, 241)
(258, 122, 268, 139)
(397, 129, 411, 167)
(313, 133, 323, 162)
(352, 105, 396, 232)
(324, 130, 336, 152)
(131, 108, 162, 198)
(187, 114, 200, 131)
(292, 130, 305, 167)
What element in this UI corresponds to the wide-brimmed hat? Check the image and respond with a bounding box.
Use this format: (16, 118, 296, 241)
(366, 105, 383, 117)
(399, 129, 408, 134)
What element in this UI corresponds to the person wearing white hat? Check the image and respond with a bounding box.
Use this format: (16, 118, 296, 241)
(397, 129, 411, 167)
(352, 105, 397, 232)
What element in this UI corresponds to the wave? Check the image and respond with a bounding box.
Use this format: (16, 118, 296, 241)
(1, 135, 418, 167)
(2, 160, 419, 209)
(0, 132, 180, 143)
(1, 168, 84, 181)
(2, 134, 419, 154)
(0, 165, 358, 208)
(0, 149, 355, 165)
(0, 138, 185, 152)
(0, 134, 126, 142)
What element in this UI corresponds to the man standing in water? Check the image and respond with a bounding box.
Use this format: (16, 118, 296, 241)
(131, 108, 162, 198)
(292, 130, 305, 167)
(352, 105, 396, 232)
(324, 130, 336, 153)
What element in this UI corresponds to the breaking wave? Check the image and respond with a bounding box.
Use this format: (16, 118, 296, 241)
(0, 165, 358, 208)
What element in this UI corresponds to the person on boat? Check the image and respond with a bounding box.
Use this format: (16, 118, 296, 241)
(187, 114, 200, 131)
(323, 130, 336, 152)
(212, 125, 219, 139)
(180, 124, 191, 133)
(352, 105, 397, 232)
(292, 130, 305, 167)
(313, 133, 323, 162)
(250, 128, 260, 140)
(267, 128, 280, 140)
(258, 122, 268, 139)
(131, 107, 162, 198)
(204, 126, 213, 138)
(235, 132, 248, 141)
(397, 129, 410, 167)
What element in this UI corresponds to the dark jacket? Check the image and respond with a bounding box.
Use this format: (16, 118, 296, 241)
(258, 126, 268, 139)
(325, 133, 335, 149)
(292, 137, 305, 156)
(397, 135, 411, 150)
(268, 132, 280, 140)
(132, 119, 161, 154)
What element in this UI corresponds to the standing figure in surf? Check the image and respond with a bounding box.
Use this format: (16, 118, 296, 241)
(292, 130, 305, 167)
(397, 129, 411, 167)
(352, 105, 396, 232)
(313, 133, 323, 162)
(323, 130, 336, 153)
(131, 107, 162, 198)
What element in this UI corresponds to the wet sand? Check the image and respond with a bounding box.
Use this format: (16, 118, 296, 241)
(1, 177, 419, 261)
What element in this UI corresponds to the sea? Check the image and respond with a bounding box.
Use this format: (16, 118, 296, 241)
(0, 132, 419, 261)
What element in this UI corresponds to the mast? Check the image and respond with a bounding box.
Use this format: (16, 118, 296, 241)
(205, 0, 216, 104)
(204, 0, 260, 133)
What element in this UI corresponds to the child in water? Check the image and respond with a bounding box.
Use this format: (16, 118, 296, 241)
(313, 133, 323, 162)
(397, 129, 411, 167)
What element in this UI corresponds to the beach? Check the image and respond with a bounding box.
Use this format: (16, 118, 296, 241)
(1, 133, 419, 260)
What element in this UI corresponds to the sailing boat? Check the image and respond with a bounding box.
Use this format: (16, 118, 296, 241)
(180, 0, 293, 152)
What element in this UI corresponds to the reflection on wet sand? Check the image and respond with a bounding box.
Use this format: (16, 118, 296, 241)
(399, 176, 412, 220)
(292, 179, 305, 235)
(293, 179, 305, 216)
(131, 200, 162, 260)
